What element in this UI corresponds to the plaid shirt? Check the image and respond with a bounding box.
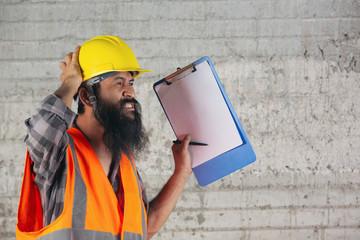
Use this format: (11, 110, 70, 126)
(24, 94, 148, 226)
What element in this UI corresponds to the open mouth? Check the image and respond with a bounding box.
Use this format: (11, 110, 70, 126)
(125, 102, 135, 111)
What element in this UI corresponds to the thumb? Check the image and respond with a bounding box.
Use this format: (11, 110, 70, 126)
(181, 134, 191, 149)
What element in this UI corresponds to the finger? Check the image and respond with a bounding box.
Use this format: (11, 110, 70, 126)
(59, 61, 66, 70)
(65, 52, 73, 64)
(171, 143, 179, 152)
(72, 46, 80, 64)
(181, 134, 191, 149)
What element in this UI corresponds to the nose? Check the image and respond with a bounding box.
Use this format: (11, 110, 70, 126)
(122, 86, 135, 99)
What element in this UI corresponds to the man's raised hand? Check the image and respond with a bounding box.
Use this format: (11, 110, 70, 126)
(55, 46, 83, 108)
(59, 46, 82, 98)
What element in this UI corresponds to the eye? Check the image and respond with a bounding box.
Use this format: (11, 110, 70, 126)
(128, 81, 134, 86)
(116, 81, 122, 86)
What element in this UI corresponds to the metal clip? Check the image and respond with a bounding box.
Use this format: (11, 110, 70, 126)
(165, 64, 197, 85)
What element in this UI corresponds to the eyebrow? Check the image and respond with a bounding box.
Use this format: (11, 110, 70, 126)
(112, 76, 135, 82)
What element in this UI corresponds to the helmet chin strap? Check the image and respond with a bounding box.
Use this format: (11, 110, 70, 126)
(85, 71, 119, 119)
(86, 84, 100, 120)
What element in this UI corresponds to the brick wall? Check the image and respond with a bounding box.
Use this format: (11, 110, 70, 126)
(0, 0, 359, 239)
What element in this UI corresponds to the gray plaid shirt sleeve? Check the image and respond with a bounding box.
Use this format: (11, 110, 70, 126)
(24, 94, 76, 225)
(25, 94, 76, 185)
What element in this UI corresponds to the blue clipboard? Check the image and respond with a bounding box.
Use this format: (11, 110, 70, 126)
(153, 57, 256, 186)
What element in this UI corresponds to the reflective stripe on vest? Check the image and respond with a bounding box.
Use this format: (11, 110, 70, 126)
(16, 127, 147, 240)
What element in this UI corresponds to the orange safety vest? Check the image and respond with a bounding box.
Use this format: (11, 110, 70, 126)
(16, 127, 147, 240)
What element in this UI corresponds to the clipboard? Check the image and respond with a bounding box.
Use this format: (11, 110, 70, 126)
(153, 57, 256, 186)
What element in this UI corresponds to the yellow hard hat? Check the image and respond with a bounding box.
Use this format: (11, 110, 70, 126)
(79, 35, 151, 81)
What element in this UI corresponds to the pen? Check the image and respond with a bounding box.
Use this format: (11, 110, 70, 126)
(172, 140, 208, 146)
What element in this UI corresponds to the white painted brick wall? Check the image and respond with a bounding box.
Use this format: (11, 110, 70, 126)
(0, 0, 359, 239)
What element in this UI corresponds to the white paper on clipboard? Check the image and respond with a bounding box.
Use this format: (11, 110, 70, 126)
(154, 60, 243, 168)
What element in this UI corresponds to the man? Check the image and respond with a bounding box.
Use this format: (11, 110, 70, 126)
(16, 35, 192, 239)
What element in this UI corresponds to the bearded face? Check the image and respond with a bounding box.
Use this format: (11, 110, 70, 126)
(94, 93, 149, 160)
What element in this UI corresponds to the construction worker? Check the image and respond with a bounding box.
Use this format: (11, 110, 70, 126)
(16, 35, 192, 239)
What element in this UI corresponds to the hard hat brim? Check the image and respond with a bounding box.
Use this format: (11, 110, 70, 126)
(82, 68, 152, 82)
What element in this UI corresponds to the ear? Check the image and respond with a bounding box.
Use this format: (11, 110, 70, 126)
(78, 87, 92, 107)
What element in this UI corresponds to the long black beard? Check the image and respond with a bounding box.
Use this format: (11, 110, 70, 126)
(95, 97, 149, 161)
